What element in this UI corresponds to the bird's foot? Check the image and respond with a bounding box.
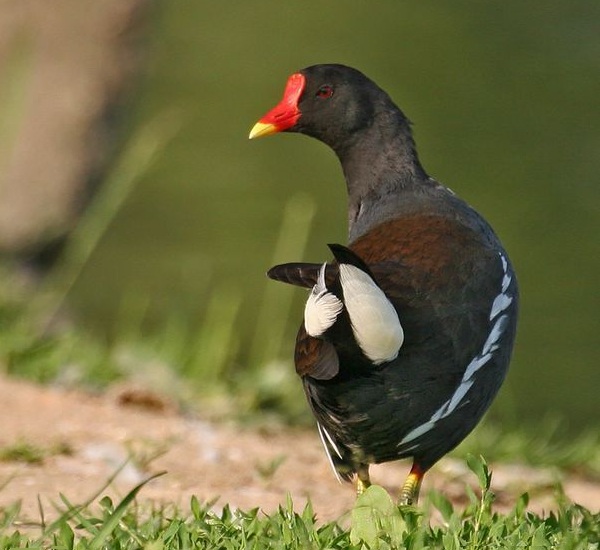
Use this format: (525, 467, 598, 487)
(356, 478, 370, 495)
(356, 464, 371, 495)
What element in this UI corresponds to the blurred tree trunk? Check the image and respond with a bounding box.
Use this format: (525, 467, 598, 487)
(0, 0, 153, 271)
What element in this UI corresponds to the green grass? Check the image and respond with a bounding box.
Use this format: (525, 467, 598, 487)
(0, 457, 598, 549)
(0, 441, 72, 465)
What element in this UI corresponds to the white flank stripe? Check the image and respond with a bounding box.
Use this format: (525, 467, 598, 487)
(463, 353, 492, 382)
(447, 379, 474, 412)
(490, 294, 513, 320)
(398, 252, 514, 449)
(339, 264, 404, 364)
(481, 315, 508, 356)
(398, 443, 420, 453)
(430, 402, 450, 423)
(398, 421, 435, 446)
(501, 273, 512, 293)
(304, 263, 344, 337)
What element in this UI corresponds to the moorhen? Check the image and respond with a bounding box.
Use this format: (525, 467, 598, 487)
(249, 64, 518, 505)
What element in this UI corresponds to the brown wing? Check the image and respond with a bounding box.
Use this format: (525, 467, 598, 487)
(294, 324, 339, 380)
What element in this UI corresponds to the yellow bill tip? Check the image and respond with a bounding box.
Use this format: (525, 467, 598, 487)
(248, 121, 279, 140)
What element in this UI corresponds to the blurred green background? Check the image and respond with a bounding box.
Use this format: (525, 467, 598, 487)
(7, 1, 599, 431)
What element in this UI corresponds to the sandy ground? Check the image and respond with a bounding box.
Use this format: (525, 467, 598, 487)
(0, 374, 598, 529)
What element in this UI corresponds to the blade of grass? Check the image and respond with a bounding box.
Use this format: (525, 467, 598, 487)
(87, 471, 166, 550)
(42, 459, 131, 535)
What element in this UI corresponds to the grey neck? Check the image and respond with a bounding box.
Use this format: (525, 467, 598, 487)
(332, 119, 433, 241)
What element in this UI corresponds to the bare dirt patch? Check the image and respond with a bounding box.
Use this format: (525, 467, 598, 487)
(0, 375, 598, 527)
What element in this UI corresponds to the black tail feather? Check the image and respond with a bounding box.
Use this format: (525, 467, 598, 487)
(267, 262, 322, 288)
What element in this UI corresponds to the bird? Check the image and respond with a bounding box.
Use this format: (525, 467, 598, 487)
(248, 64, 518, 505)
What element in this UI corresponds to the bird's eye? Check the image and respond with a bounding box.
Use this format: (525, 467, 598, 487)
(316, 85, 334, 99)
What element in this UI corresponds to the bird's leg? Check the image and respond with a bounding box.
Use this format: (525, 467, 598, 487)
(399, 462, 425, 506)
(356, 464, 371, 495)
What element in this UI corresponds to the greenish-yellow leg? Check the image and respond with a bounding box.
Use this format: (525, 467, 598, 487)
(399, 463, 425, 506)
(356, 464, 371, 495)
